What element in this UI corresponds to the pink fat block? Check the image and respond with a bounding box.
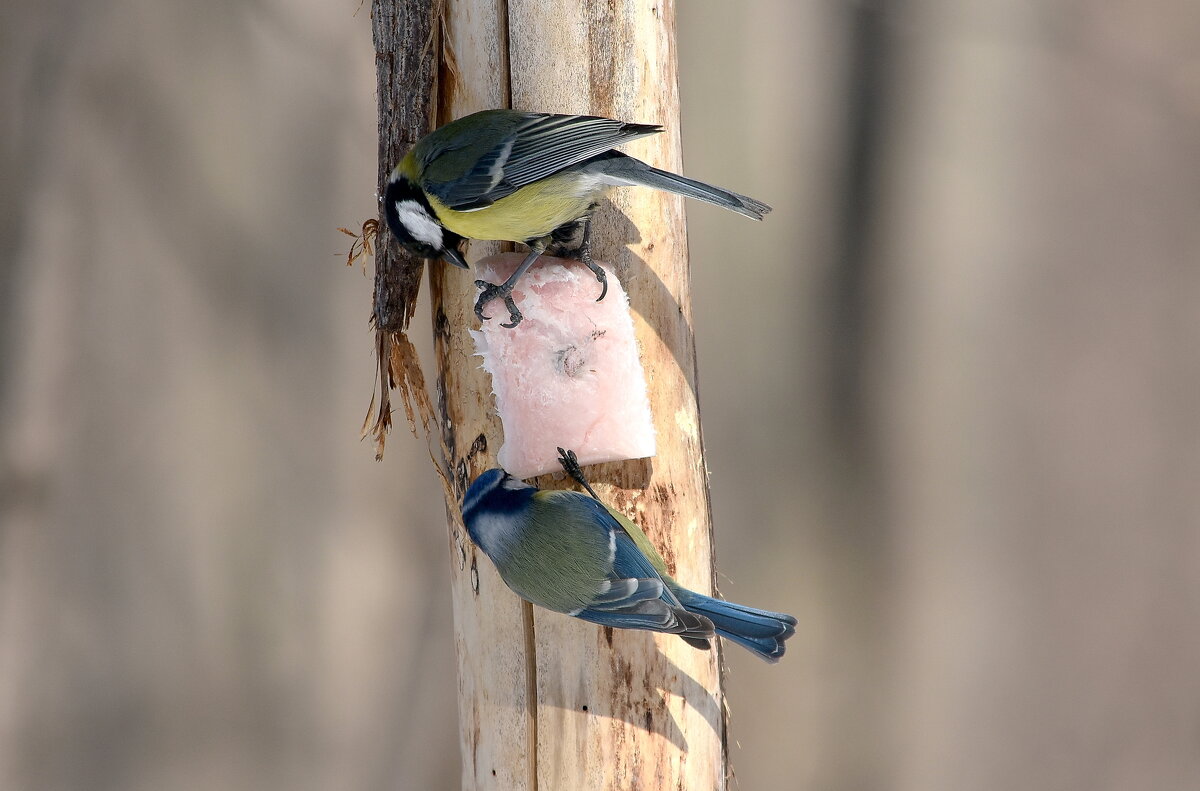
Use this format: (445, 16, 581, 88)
(470, 253, 656, 479)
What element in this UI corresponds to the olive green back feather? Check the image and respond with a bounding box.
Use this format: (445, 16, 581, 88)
(492, 490, 612, 614)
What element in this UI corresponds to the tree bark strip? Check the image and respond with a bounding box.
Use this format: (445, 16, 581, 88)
(371, 0, 438, 333)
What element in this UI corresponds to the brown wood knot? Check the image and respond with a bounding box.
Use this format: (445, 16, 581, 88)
(467, 433, 487, 461)
(434, 306, 451, 339)
(455, 457, 470, 494)
(659, 540, 678, 578)
(469, 555, 480, 594)
(650, 483, 676, 506)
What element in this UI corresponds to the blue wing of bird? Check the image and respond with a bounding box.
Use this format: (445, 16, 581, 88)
(532, 490, 712, 641)
(535, 491, 668, 594)
(427, 113, 662, 211)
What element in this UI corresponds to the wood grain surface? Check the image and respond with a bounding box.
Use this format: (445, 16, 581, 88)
(425, 1, 727, 788)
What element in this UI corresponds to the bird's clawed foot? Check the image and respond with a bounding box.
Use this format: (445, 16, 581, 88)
(579, 250, 608, 303)
(556, 447, 601, 500)
(474, 280, 523, 328)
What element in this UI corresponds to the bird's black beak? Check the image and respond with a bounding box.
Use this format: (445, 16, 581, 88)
(442, 245, 469, 269)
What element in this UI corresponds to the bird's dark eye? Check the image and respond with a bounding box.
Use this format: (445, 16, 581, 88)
(404, 241, 440, 258)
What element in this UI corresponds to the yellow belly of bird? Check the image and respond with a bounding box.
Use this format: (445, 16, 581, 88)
(428, 172, 605, 244)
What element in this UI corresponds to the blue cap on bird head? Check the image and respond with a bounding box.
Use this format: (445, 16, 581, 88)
(383, 174, 469, 269)
(461, 468, 534, 516)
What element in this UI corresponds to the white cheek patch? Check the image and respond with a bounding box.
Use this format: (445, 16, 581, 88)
(468, 511, 506, 555)
(394, 199, 444, 248)
(474, 511, 527, 564)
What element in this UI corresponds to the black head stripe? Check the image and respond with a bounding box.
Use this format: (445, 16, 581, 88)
(383, 177, 417, 243)
(461, 469, 507, 521)
(383, 177, 439, 250)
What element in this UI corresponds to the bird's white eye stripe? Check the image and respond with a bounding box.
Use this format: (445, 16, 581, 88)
(394, 200, 444, 248)
(460, 487, 486, 517)
(461, 473, 503, 516)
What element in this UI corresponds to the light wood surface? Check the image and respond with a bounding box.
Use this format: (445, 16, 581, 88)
(428, 1, 726, 788)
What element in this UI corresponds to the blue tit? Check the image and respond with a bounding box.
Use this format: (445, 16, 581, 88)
(383, 109, 772, 328)
(460, 450, 796, 662)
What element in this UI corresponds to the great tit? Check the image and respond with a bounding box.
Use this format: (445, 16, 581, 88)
(384, 109, 772, 328)
(460, 449, 796, 662)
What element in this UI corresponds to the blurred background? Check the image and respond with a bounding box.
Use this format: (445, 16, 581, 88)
(3, 0, 1198, 789)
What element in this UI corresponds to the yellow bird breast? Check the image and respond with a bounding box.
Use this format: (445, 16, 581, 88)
(428, 172, 605, 243)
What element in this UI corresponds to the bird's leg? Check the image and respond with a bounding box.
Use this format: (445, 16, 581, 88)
(474, 246, 544, 328)
(556, 447, 601, 500)
(575, 220, 608, 302)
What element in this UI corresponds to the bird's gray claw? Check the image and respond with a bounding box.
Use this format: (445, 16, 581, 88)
(499, 296, 522, 328)
(556, 448, 598, 497)
(593, 269, 608, 302)
(475, 280, 524, 328)
(580, 256, 608, 302)
(559, 451, 583, 482)
(473, 280, 493, 321)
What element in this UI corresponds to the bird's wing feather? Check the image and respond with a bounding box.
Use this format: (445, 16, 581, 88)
(575, 598, 714, 640)
(600, 502, 674, 583)
(526, 490, 684, 603)
(535, 490, 685, 608)
(524, 489, 712, 639)
(533, 492, 659, 578)
(424, 113, 662, 210)
(588, 577, 664, 609)
(575, 599, 679, 631)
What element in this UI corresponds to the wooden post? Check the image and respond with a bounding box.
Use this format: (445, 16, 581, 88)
(370, 0, 435, 334)
(394, 1, 727, 788)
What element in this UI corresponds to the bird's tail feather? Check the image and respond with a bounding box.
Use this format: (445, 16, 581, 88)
(577, 599, 715, 645)
(592, 153, 772, 220)
(675, 589, 796, 663)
